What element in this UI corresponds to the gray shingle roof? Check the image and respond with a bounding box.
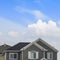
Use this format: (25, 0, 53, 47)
(7, 42, 30, 50)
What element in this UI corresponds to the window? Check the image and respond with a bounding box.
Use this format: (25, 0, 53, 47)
(9, 53, 18, 60)
(47, 52, 53, 60)
(28, 51, 38, 59)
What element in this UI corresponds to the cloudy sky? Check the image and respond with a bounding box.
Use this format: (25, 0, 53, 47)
(0, 0, 60, 60)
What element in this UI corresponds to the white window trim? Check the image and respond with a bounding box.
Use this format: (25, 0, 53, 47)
(9, 53, 18, 60)
(28, 51, 39, 59)
(47, 52, 53, 60)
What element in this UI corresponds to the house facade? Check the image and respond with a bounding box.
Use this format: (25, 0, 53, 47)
(3, 38, 58, 60)
(0, 44, 11, 60)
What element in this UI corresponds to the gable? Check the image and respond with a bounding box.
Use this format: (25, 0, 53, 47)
(35, 38, 58, 52)
(0, 44, 11, 54)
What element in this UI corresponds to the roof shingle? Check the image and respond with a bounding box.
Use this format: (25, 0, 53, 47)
(7, 42, 30, 50)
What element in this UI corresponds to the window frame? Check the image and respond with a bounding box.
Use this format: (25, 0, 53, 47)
(28, 51, 39, 59)
(9, 53, 18, 60)
(47, 52, 53, 60)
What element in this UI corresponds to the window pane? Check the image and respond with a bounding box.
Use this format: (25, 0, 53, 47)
(14, 54, 17, 58)
(9, 53, 17, 59)
(28, 51, 38, 59)
(34, 52, 36, 58)
(10, 54, 13, 58)
(31, 52, 36, 58)
(47, 52, 53, 59)
(28, 52, 31, 59)
(36, 52, 38, 59)
(47, 53, 50, 59)
(50, 53, 53, 59)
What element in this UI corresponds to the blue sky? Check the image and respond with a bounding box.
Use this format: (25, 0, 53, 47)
(0, 0, 60, 26)
(0, 0, 60, 60)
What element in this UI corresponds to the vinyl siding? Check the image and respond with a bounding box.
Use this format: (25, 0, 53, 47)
(23, 44, 43, 60)
(4, 52, 21, 60)
(37, 40, 57, 60)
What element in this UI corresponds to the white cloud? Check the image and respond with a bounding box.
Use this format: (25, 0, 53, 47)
(32, 10, 49, 20)
(28, 20, 60, 37)
(16, 6, 50, 20)
(0, 32, 2, 36)
(8, 31, 19, 38)
(16, 6, 31, 14)
(0, 17, 26, 45)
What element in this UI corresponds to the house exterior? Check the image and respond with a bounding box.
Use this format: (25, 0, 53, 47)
(3, 38, 58, 60)
(0, 44, 11, 60)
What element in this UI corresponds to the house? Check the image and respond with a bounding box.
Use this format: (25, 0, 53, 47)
(3, 38, 58, 60)
(0, 44, 11, 60)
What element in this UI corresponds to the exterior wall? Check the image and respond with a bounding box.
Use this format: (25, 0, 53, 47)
(37, 41, 57, 60)
(18, 52, 22, 60)
(3, 53, 9, 60)
(4, 53, 9, 60)
(4, 52, 21, 60)
(23, 44, 43, 60)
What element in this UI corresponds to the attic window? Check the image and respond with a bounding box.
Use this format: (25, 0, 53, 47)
(28, 51, 38, 59)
